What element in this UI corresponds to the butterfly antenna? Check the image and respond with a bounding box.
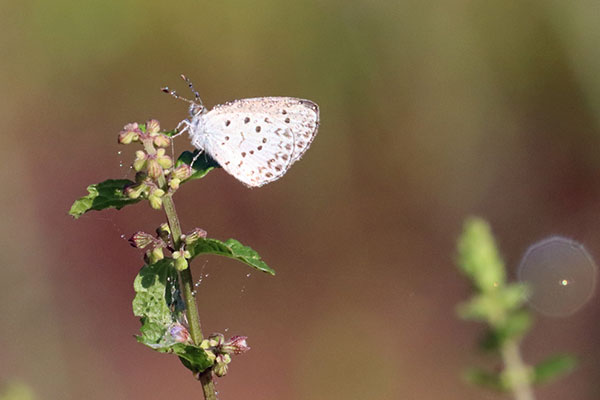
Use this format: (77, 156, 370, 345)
(160, 86, 197, 106)
(180, 74, 203, 107)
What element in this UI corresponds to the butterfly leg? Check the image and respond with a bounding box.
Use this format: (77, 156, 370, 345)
(172, 119, 190, 138)
(190, 149, 205, 169)
(168, 120, 191, 160)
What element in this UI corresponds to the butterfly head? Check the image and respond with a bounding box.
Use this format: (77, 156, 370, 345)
(189, 102, 206, 117)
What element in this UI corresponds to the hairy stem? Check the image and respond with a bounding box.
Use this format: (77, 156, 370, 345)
(501, 340, 535, 400)
(143, 139, 216, 400)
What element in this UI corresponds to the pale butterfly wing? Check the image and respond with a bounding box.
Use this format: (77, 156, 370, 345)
(208, 97, 319, 164)
(202, 112, 295, 187)
(198, 97, 319, 187)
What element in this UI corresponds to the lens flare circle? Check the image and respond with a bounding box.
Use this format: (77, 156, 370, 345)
(518, 236, 597, 317)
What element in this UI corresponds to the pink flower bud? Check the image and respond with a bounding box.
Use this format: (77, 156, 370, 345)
(119, 123, 141, 144)
(146, 159, 162, 179)
(133, 151, 148, 172)
(167, 322, 192, 344)
(184, 228, 208, 244)
(129, 231, 154, 248)
(221, 336, 250, 355)
(213, 354, 231, 377)
(172, 164, 193, 181)
(153, 134, 171, 148)
(146, 119, 161, 135)
(157, 155, 173, 170)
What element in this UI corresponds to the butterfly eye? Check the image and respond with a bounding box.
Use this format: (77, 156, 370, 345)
(189, 103, 204, 116)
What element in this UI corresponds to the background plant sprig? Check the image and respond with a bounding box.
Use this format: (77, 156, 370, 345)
(456, 217, 577, 400)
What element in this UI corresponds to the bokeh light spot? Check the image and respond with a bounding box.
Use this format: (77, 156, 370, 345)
(518, 236, 597, 317)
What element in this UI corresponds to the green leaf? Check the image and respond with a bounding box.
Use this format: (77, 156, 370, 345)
(173, 343, 214, 373)
(457, 217, 506, 292)
(132, 259, 214, 373)
(162, 128, 178, 137)
(133, 259, 183, 328)
(462, 367, 505, 391)
(69, 179, 140, 218)
(533, 355, 577, 384)
(175, 150, 220, 182)
(187, 237, 275, 275)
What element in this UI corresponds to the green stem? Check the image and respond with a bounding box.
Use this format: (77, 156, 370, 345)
(501, 340, 535, 400)
(143, 139, 216, 400)
(161, 195, 203, 344)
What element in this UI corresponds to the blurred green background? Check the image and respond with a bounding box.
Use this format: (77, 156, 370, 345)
(2, 1, 600, 399)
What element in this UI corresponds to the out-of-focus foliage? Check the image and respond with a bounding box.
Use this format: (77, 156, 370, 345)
(0, 382, 34, 400)
(456, 218, 577, 395)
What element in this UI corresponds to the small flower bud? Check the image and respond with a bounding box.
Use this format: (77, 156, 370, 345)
(129, 231, 154, 248)
(156, 149, 173, 169)
(148, 189, 164, 209)
(146, 119, 161, 135)
(133, 150, 148, 172)
(207, 333, 224, 347)
(175, 256, 188, 271)
(167, 322, 192, 344)
(184, 228, 208, 244)
(156, 223, 171, 241)
(118, 123, 141, 144)
(119, 130, 138, 144)
(172, 164, 193, 181)
(221, 336, 250, 355)
(153, 134, 171, 148)
(148, 246, 164, 263)
(149, 197, 162, 209)
(147, 159, 163, 179)
(213, 354, 231, 377)
(125, 183, 147, 199)
(169, 178, 181, 191)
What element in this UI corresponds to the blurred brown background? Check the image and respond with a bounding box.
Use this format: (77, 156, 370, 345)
(2, 1, 600, 399)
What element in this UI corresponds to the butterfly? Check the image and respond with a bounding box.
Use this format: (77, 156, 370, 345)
(163, 75, 319, 187)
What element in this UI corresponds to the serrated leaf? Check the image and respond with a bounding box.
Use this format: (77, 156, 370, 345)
(533, 355, 577, 384)
(175, 150, 221, 182)
(133, 259, 183, 328)
(133, 259, 214, 373)
(173, 343, 214, 373)
(187, 237, 275, 275)
(69, 179, 140, 218)
(463, 367, 505, 391)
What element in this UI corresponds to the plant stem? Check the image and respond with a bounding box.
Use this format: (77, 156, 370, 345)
(161, 195, 203, 343)
(501, 340, 535, 400)
(143, 139, 216, 400)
